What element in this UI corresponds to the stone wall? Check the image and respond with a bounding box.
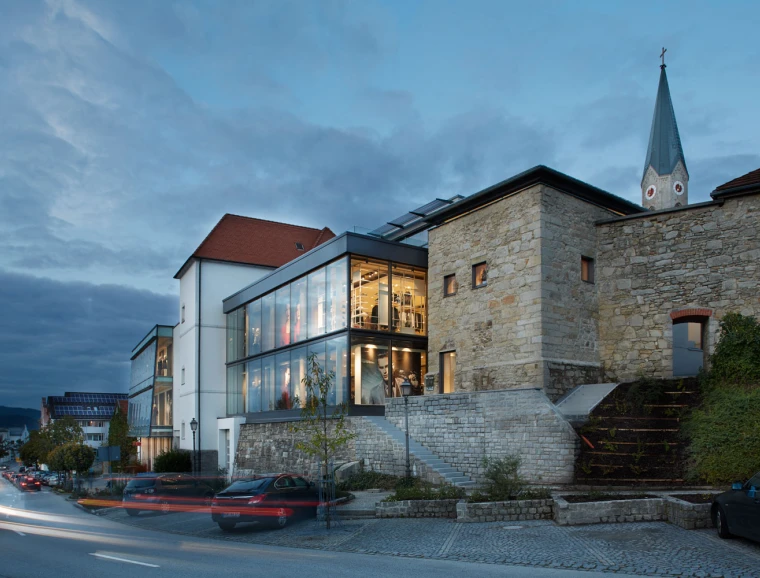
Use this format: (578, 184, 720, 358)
(597, 195, 760, 380)
(234, 420, 357, 478)
(540, 188, 613, 399)
(457, 499, 553, 523)
(554, 496, 666, 526)
(385, 388, 578, 484)
(376, 499, 459, 519)
(663, 497, 713, 530)
(427, 185, 544, 392)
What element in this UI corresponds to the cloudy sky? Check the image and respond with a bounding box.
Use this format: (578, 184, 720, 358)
(1, 0, 759, 410)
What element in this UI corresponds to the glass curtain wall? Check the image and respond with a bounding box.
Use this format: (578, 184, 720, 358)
(226, 307, 246, 363)
(247, 359, 262, 413)
(276, 286, 291, 348)
(350, 336, 426, 405)
(291, 278, 307, 343)
(152, 382, 173, 427)
(351, 259, 390, 331)
(391, 265, 427, 336)
(308, 268, 326, 339)
(247, 300, 261, 356)
(226, 364, 246, 415)
(155, 337, 173, 376)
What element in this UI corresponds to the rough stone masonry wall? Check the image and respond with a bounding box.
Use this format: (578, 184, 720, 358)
(427, 185, 544, 392)
(597, 195, 760, 380)
(385, 389, 578, 485)
(234, 420, 357, 478)
(540, 187, 618, 400)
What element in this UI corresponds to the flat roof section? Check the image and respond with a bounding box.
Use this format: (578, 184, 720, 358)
(223, 232, 428, 313)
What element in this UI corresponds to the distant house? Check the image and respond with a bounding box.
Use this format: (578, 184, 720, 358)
(41, 392, 128, 450)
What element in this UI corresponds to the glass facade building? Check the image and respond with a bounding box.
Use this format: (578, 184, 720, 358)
(128, 326, 174, 441)
(223, 233, 428, 418)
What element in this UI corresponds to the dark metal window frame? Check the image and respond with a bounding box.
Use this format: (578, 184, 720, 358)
(443, 274, 457, 297)
(472, 262, 488, 289)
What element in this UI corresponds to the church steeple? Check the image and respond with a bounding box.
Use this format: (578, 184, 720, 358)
(641, 49, 689, 211)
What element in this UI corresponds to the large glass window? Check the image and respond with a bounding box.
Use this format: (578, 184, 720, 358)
(155, 337, 173, 377)
(327, 336, 348, 405)
(247, 299, 262, 356)
(226, 308, 246, 362)
(247, 359, 262, 413)
(275, 351, 292, 409)
(226, 364, 245, 415)
(291, 346, 308, 408)
(392, 265, 427, 336)
(261, 356, 275, 411)
(291, 277, 308, 344)
(391, 342, 427, 397)
(308, 268, 327, 339)
(351, 259, 390, 331)
(152, 382, 173, 426)
(130, 342, 156, 396)
(350, 337, 390, 405)
(327, 258, 348, 333)
(276, 286, 291, 349)
(261, 293, 275, 352)
(128, 389, 152, 437)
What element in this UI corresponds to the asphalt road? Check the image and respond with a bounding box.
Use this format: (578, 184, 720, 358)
(0, 476, 641, 578)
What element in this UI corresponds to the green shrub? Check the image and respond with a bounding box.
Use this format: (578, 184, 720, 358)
(468, 486, 552, 503)
(682, 387, 760, 484)
(681, 313, 760, 485)
(383, 479, 465, 502)
(153, 450, 192, 473)
(336, 471, 401, 491)
(478, 455, 526, 501)
(704, 312, 760, 388)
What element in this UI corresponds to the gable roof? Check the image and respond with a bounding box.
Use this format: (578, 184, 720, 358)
(642, 66, 688, 182)
(174, 215, 335, 279)
(711, 167, 760, 198)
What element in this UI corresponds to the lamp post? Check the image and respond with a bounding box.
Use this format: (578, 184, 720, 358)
(190, 418, 198, 476)
(400, 379, 412, 479)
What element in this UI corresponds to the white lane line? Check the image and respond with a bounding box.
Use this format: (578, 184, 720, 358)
(14, 530, 26, 536)
(89, 553, 160, 568)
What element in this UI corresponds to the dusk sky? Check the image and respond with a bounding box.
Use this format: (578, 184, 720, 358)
(1, 0, 759, 410)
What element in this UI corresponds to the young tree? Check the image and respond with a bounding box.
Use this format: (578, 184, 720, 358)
(45, 416, 85, 446)
(290, 354, 356, 529)
(19, 430, 53, 468)
(107, 405, 137, 472)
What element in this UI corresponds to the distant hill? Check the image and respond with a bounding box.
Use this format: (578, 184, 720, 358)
(0, 406, 40, 431)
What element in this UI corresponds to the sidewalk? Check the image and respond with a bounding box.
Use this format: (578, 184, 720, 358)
(96, 492, 760, 577)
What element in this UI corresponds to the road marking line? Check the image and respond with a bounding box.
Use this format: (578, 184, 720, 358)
(14, 530, 26, 536)
(89, 553, 159, 568)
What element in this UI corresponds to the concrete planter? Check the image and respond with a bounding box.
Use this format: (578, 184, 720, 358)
(663, 496, 713, 530)
(456, 499, 554, 523)
(376, 499, 459, 519)
(554, 496, 666, 526)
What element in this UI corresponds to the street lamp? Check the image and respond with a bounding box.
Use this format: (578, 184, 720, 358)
(400, 379, 412, 479)
(190, 418, 198, 476)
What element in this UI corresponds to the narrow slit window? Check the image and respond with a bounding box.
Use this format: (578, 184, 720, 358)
(581, 257, 594, 284)
(443, 274, 457, 297)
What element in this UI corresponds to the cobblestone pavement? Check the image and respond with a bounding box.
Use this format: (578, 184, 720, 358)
(96, 504, 760, 577)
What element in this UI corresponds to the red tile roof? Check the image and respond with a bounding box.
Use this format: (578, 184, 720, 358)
(713, 168, 760, 194)
(175, 214, 335, 278)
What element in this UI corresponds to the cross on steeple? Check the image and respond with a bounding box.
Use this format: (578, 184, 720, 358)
(660, 47, 667, 68)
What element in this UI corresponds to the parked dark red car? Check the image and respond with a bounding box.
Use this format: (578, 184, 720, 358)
(712, 471, 760, 543)
(211, 474, 319, 531)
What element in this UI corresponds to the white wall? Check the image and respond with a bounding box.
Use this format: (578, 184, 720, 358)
(174, 259, 272, 457)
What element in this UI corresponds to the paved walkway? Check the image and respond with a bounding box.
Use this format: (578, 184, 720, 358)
(92, 492, 760, 577)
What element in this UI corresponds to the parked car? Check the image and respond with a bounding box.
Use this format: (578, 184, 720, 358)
(18, 476, 41, 492)
(210, 473, 319, 532)
(122, 473, 215, 516)
(712, 471, 760, 543)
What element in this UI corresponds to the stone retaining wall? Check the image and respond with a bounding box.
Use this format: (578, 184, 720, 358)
(376, 499, 459, 519)
(456, 499, 554, 523)
(663, 497, 713, 530)
(554, 496, 666, 526)
(385, 389, 578, 485)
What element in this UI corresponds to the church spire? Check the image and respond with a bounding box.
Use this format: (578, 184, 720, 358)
(641, 48, 689, 210)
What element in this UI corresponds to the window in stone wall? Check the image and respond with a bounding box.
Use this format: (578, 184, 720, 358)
(443, 274, 457, 297)
(581, 256, 595, 284)
(472, 262, 488, 289)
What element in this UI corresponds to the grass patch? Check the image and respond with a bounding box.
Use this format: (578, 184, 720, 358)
(337, 471, 401, 491)
(383, 478, 465, 502)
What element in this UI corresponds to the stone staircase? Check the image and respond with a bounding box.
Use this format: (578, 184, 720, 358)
(362, 416, 476, 488)
(573, 378, 701, 485)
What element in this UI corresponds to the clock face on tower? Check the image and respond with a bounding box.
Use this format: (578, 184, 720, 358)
(645, 185, 657, 200)
(674, 181, 685, 195)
